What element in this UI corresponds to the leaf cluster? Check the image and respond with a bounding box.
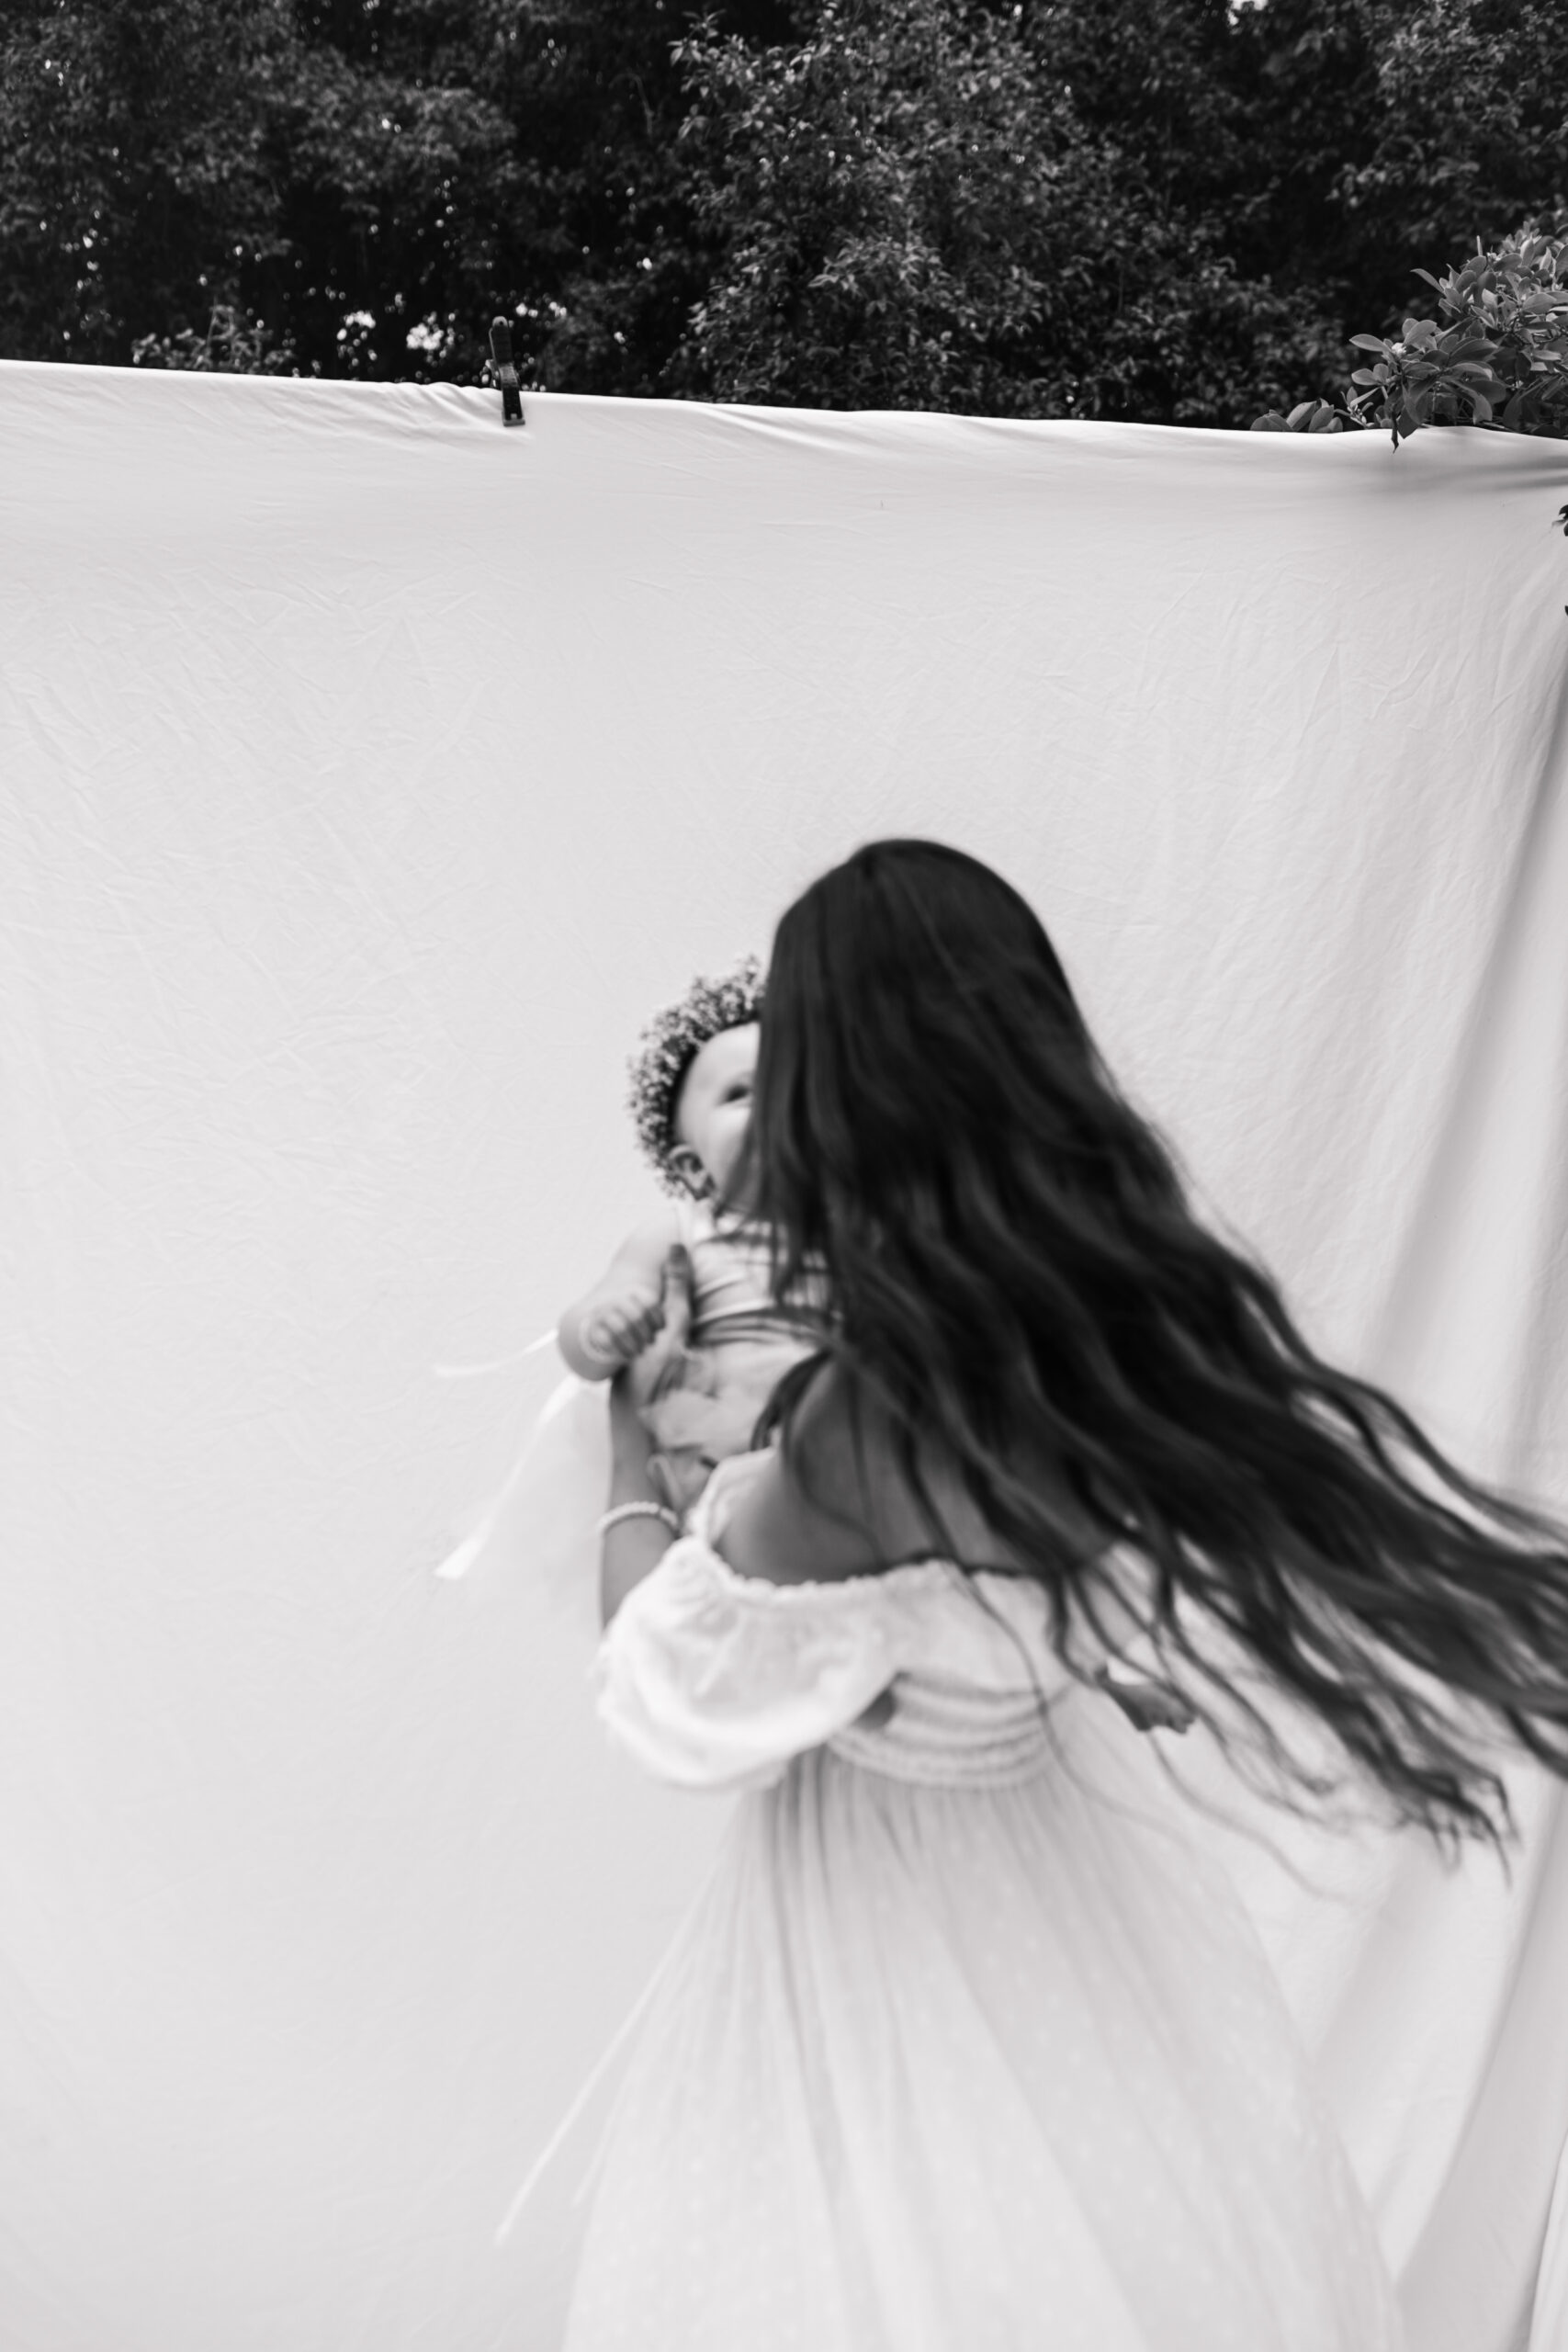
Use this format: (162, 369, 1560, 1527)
(1254, 220, 1568, 442)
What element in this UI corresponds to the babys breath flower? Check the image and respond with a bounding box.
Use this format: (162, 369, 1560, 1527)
(626, 953, 766, 1192)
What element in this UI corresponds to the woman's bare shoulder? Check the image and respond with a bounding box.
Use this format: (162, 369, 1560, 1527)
(712, 1363, 1108, 1588)
(708, 1366, 891, 1586)
(710, 1366, 998, 1585)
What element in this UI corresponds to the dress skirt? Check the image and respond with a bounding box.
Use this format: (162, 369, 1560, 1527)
(560, 1684, 1403, 2350)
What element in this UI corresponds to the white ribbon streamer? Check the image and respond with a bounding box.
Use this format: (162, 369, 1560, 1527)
(493, 1844, 728, 2245)
(432, 1329, 560, 1379)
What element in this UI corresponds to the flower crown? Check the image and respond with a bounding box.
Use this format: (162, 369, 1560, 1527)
(626, 953, 766, 1193)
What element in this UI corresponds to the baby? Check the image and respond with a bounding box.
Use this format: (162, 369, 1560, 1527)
(552, 956, 1193, 1736)
(557, 956, 830, 1517)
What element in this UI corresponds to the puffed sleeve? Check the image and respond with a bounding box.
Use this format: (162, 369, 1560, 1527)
(592, 1537, 897, 1792)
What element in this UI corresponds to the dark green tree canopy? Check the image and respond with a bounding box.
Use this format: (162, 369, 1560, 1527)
(3, 0, 1566, 426)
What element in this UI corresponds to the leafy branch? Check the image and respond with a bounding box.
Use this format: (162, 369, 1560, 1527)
(1254, 222, 1568, 446)
(132, 303, 296, 375)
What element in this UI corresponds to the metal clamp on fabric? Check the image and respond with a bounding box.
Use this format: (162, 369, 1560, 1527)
(489, 317, 524, 426)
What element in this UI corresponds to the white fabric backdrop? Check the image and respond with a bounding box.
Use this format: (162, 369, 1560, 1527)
(3, 359, 1567, 2351)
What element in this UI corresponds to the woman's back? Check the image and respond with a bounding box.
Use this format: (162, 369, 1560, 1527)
(717, 1358, 1111, 1587)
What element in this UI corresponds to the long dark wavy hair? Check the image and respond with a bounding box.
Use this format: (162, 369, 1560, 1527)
(734, 837, 1568, 1848)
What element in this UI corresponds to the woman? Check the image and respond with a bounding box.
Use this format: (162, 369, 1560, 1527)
(565, 839, 1568, 2349)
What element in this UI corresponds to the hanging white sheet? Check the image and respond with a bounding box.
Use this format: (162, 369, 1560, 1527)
(3, 359, 1566, 2351)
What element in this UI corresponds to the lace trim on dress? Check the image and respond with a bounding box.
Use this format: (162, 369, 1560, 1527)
(691, 1543, 981, 1609)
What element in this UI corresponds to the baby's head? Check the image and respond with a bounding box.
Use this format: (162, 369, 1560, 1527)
(627, 955, 764, 1201)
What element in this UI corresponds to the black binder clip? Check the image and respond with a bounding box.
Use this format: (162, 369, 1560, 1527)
(489, 317, 524, 427)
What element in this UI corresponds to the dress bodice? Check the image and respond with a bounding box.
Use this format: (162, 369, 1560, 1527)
(594, 1452, 1103, 1793)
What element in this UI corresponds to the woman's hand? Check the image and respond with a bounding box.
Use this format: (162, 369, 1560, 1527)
(614, 1244, 697, 1419)
(600, 1248, 699, 1626)
(647, 1446, 719, 1520)
(1098, 1671, 1196, 1736)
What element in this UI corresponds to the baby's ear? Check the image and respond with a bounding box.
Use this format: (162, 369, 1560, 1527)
(665, 1145, 713, 1198)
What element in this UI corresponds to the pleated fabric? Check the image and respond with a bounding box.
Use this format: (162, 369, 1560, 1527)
(561, 1476, 1403, 2349)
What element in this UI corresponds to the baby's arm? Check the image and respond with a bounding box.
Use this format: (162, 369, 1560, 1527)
(558, 1205, 682, 1380)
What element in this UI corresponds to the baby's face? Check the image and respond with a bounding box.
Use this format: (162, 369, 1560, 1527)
(671, 1023, 758, 1201)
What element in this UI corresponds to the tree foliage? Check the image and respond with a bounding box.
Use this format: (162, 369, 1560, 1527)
(1257, 220, 1568, 440)
(670, 0, 1315, 422)
(2, 0, 1567, 428)
(0, 0, 784, 386)
(0, 0, 299, 367)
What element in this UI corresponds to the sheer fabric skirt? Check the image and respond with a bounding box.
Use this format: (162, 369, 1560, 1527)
(562, 1690, 1403, 2351)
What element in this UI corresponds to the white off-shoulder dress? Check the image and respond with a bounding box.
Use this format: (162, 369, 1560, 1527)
(561, 1455, 1404, 2351)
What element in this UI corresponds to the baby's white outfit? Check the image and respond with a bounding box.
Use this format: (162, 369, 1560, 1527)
(637, 1194, 829, 1462)
(434, 1199, 825, 1598)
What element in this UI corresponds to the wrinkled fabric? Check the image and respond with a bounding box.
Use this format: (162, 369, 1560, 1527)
(3, 361, 1568, 2351)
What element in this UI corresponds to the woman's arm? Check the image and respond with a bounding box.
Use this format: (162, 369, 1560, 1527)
(597, 1250, 698, 1625)
(600, 1376, 679, 1626)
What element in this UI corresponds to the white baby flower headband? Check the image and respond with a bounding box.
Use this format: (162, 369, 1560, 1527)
(626, 952, 766, 1193)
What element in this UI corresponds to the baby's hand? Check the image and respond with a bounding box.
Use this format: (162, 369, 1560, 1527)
(579, 1282, 665, 1372)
